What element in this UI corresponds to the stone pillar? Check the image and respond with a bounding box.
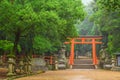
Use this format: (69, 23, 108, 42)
(24, 62, 28, 74)
(99, 47, 106, 69)
(60, 45, 66, 60)
(23, 56, 28, 74)
(70, 65, 72, 69)
(28, 56, 32, 74)
(0, 56, 3, 65)
(111, 57, 116, 67)
(55, 60, 58, 70)
(19, 59, 24, 74)
(7, 57, 16, 76)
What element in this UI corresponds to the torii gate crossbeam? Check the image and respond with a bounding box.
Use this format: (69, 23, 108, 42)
(64, 35, 103, 68)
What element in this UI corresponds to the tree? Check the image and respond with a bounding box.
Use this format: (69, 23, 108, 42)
(0, 40, 21, 55)
(0, 0, 38, 56)
(0, 0, 86, 56)
(33, 36, 52, 54)
(90, 0, 120, 54)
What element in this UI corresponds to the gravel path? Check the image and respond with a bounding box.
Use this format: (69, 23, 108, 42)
(16, 69, 120, 80)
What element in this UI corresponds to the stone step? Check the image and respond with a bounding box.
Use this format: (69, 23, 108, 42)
(74, 59, 93, 64)
(73, 57, 94, 69)
(72, 64, 95, 69)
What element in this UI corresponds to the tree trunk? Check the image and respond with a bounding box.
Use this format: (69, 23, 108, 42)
(13, 30, 21, 55)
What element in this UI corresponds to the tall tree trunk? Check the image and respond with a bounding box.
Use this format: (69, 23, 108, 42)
(13, 30, 21, 55)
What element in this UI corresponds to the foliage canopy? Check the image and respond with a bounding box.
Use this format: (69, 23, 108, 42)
(0, 0, 86, 55)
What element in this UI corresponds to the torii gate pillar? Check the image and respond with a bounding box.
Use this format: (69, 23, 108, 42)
(92, 39, 98, 65)
(69, 38, 74, 69)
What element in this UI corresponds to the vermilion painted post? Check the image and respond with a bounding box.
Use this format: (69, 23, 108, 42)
(50, 56, 52, 65)
(92, 39, 97, 65)
(69, 38, 74, 68)
(81, 38, 85, 44)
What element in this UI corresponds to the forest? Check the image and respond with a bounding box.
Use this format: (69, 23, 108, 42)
(0, 0, 120, 60)
(0, 0, 85, 57)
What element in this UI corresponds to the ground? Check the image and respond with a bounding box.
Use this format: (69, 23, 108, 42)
(16, 69, 120, 80)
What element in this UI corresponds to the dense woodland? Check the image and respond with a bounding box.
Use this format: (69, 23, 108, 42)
(91, 0, 120, 55)
(76, 0, 120, 56)
(0, 0, 85, 57)
(0, 0, 120, 57)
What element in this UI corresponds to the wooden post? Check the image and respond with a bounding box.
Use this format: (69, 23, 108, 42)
(69, 38, 74, 68)
(92, 39, 98, 65)
(81, 38, 85, 44)
(50, 56, 53, 65)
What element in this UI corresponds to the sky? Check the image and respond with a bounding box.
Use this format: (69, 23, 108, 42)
(82, 0, 93, 5)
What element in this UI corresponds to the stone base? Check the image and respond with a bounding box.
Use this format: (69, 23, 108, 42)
(111, 66, 120, 71)
(7, 73, 16, 76)
(103, 64, 112, 70)
(70, 65, 72, 69)
(95, 65, 98, 69)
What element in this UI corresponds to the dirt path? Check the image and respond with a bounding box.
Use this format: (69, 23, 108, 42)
(16, 69, 120, 80)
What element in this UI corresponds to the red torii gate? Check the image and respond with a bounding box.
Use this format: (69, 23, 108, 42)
(64, 35, 103, 68)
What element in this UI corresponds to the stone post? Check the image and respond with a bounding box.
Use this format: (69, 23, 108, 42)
(61, 45, 66, 61)
(28, 56, 32, 74)
(19, 59, 24, 74)
(23, 56, 28, 74)
(55, 60, 58, 70)
(111, 57, 116, 67)
(0, 56, 3, 65)
(24, 62, 28, 74)
(70, 65, 72, 69)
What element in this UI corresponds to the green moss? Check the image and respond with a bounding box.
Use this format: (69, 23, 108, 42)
(7, 53, 15, 58)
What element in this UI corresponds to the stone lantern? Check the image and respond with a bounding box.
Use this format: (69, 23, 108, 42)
(56, 45, 67, 69)
(7, 56, 16, 76)
(99, 46, 112, 69)
(111, 52, 120, 71)
(60, 45, 66, 60)
(116, 53, 120, 66)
